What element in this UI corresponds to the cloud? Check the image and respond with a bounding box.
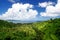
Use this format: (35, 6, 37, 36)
(40, 0, 60, 17)
(0, 3, 38, 20)
(39, 2, 54, 8)
(8, 0, 15, 3)
(8, 0, 20, 3)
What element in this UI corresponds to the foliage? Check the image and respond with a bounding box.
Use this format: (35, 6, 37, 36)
(0, 18, 60, 40)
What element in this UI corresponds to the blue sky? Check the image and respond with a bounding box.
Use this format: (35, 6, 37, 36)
(0, 0, 57, 14)
(0, 0, 60, 22)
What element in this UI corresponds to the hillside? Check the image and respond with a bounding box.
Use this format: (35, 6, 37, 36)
(0, 18, 60, 40)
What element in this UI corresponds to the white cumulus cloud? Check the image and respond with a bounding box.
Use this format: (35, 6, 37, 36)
(0, 3, 38, 20)
(39, 2, 54, 8)
(40, 0, 60, 17)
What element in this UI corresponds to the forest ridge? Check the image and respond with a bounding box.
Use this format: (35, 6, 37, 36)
(0, 18, 60, 40)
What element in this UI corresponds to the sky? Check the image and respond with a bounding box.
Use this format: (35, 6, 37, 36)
(0, 0, 60, 22)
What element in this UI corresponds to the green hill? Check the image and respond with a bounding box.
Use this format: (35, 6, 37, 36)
(0, 18, 60, 40)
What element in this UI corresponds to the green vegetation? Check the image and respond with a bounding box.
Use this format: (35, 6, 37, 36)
(0, 18, 60, 40)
